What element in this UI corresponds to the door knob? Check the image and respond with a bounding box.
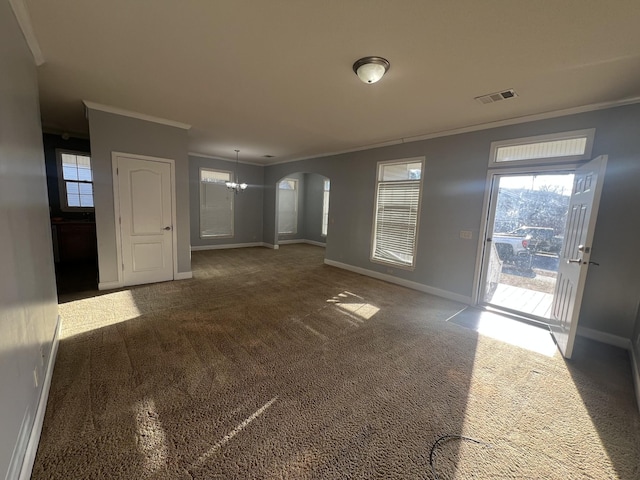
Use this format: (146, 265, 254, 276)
(567, 258, 582, 264)
(163, 226, 172, 231)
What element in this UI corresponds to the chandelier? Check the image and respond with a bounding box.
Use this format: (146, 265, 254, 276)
(226, 149, 248, 193)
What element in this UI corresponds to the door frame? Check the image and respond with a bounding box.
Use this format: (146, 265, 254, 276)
(472, 163, 580, 313)
(111, 152, 178, 287)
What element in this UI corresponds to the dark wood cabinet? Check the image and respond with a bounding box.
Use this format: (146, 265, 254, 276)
(52, 221, 97, 262)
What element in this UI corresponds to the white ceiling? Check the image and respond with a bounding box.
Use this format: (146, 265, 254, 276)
(25, 0, 640, 164)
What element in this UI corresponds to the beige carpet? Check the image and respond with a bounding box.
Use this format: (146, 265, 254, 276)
(33, 245, 640, 479)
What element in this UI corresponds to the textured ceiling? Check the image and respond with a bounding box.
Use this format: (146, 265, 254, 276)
(25, 0, 640, 164)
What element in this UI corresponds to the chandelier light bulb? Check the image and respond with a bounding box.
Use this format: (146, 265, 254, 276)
(226, 149, 247, 193)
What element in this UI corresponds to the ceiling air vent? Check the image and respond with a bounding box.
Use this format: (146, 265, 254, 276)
(263, 154, 275, 158)
(475, 89, 518, 105)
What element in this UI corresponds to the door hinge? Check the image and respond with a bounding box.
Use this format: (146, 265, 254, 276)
(119, 216, 121, 225)
(122, 263, 124, 271)
(116, 167, 119, 175)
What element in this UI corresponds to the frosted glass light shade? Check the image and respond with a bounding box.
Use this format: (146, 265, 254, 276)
(353, 57, 390, 84)
(356, 64, 386, 83)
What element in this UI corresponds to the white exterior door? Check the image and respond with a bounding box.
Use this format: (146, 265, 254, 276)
(550, 155, 608, 358)
(115, 154, 174, 286)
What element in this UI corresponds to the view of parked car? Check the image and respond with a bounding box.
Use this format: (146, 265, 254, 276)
(493, 226, 563, 265)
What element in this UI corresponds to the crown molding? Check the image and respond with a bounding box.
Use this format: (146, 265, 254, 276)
(9, 0, 44, 66)
(83, 101, 191, 130)
(267, 95, 640, 166)
(401, 95, 640, 144)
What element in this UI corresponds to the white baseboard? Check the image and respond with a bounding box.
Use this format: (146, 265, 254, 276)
(576, 326, 632, 350)
(278, 239, 326, 247)
(100, 272, 193, 287)
(277, 239, 304, 245)
(631, 345, 640, 414)
(17, 316, 61, 480)
(323, 259, 472, 305)
(98, 280, 123, 290)
(302, 239, 326, 247)
(191, 242, 265, 251)
(263, 243, 279, 250)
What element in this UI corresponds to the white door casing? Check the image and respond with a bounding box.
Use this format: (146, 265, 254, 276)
(550, 155, 608, 358)
(113, 153, 176, 287)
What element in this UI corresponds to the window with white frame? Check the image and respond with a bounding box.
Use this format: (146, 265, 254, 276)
(57, 150, 94, 211)
(489, 128, 595, 166)
(371, 158, 423, 268)
(200, 168, 233, 238)
(278, 178, 298, 234)
(322, 179, 330, 236)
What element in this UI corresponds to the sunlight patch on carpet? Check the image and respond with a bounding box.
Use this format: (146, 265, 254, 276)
(59, 290, 142, 338)
(134, 398, 168, 474)
(336, 302, 380, 320)
(196, 396, 278, 465)
(327, 291, 380, 321)
(460, 337, 619, 478)
(448, 308, 557, 357)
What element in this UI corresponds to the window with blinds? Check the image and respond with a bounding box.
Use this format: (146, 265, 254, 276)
(489, 129, 595, 166)
(278, 178, 298, 234)
(322, 179, 330, 236)
(371, 159, 423, 268)
(200, 168, 233, 238)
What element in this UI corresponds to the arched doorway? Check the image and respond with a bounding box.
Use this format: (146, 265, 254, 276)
(275, 172, 330, 253)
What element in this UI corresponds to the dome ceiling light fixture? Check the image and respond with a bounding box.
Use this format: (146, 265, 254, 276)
(352, 56, 390, 84)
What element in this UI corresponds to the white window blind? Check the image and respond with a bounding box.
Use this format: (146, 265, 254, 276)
(496, 137, 587, 162)
(371, 159, 423, 268)
(278, 178, 298, 234)
(322, 179, 330, 236)
(200, 169, 233, 238)
(490, 129, 595, 166)
(58, 151, 94, 210)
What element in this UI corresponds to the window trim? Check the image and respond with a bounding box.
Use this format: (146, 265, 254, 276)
(488, 128, 595, 168)
(56, 149, 94, 212)
(370, 157, 424, 270)
(199, 166, 234, 239)
(278, 177, 299, 235)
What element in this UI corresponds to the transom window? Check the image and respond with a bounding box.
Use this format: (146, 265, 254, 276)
(489, 128, 595, 167)
(199, 168, 233, 238)
(57, 150, 94, 211)
(371, 158, 424, 269)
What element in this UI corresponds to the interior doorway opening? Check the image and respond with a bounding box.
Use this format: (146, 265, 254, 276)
(481, 172, 575, 321)
(43, 134, 98, 297)
(275, 172, 330, 251)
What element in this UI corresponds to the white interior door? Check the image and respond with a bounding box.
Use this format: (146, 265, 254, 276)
(550, 155, 608, 358)
(116, 155, 174, 286)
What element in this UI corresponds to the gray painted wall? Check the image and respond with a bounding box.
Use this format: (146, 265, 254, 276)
(0, 3, 58, 477)
(263, 103, 640, 339)
(303, 173, 328, 244)
(87, 109, 191, 284)
(189, 155, 264, 247)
